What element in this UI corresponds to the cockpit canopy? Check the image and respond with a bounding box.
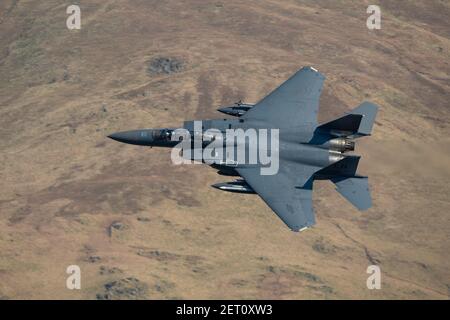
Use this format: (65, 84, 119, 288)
(153, 128, 173, 141)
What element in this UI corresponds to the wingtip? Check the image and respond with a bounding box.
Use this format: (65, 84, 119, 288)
(301, 66, 325, 80)
(302, 66, 319, 72)
(291, 226, 312, 233)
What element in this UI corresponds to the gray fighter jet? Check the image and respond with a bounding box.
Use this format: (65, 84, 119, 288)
(108, 67, 378, 232)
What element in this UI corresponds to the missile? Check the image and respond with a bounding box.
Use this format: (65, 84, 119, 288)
(212, 180, 255, 194)
(217, 101, 254, 117)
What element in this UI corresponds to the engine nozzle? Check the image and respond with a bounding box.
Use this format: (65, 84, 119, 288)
(328, 138, 355, 153)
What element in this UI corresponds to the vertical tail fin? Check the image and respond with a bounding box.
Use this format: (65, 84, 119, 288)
(318, 102, 379, 137)
(350, 102, 378, 136)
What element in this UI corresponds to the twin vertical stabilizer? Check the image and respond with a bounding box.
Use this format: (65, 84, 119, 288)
(316, 102, 378, 210)
(318, 102, 378, 137)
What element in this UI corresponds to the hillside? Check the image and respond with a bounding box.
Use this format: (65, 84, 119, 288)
(0, 0, 449, 299)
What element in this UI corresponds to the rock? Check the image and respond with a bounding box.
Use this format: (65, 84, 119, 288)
(295, 271, 321, 283)
(96, 277, 148, 300)
(153, 279, 175, 294)
(86, 255, 101, 263)
(108, 221, 128, 237)
(318, 285, 334, 294)
(137, 249, 179, 262)
(63, 71, 70, 81)
(147, 57, 184, 75)
(99, 266, 123, 275)
(312, 237, 337, 254)
(110, 221, 126, 231)
(229, 279, 247, 287)
(265, 265, 321, 283)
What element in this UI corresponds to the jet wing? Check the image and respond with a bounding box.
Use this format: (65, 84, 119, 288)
(236, 162, 319, 231)
(242, 66, 325, 129)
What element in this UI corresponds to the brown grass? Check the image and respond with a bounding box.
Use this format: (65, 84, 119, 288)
(0, 0, 449, 299)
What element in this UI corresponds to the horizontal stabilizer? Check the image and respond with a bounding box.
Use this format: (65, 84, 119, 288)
(318, 102, 379, 137)
(315, 155, 360, 178)
(332, 176, 372, 210)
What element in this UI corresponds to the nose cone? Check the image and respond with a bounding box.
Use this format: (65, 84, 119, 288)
(108, 130, 154, 146)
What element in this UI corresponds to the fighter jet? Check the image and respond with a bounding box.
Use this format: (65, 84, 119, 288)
(108, 67, 378, 232)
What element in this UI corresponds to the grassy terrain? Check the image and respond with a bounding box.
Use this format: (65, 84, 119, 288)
(0, 0, 449, 299)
